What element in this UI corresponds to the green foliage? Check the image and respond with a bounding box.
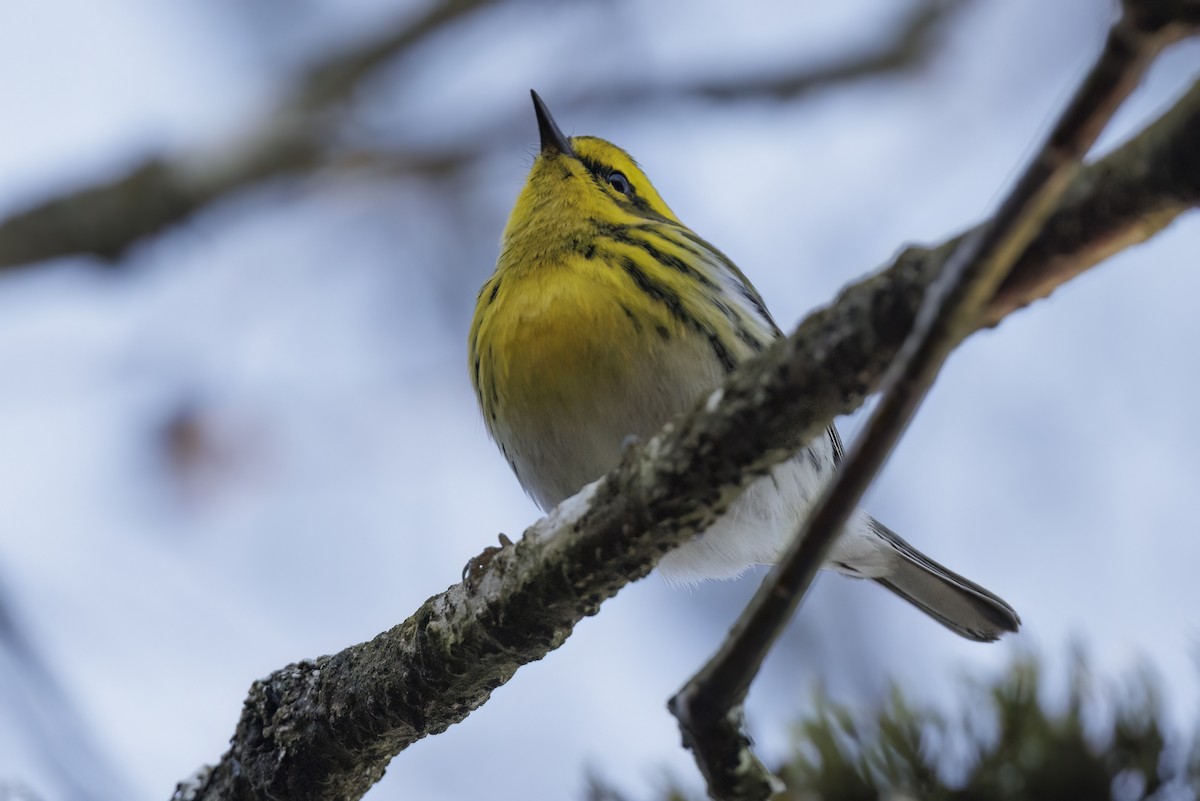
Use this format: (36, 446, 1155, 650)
(778, 657, 1199, 801)
(590, 656, 1200, 801)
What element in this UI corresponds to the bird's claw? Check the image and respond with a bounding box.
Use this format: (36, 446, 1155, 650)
(463, 533, 515, 589)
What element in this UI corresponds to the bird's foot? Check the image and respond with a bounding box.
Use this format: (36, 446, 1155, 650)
(462, 533, 514, 590)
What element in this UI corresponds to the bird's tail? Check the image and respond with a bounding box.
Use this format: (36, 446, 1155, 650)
(867, 517, 1020, 642)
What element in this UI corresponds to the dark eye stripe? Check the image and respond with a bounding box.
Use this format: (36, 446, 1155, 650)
(579, 155, 635, 194)
(577, 154, 609, 182)
(576, 154, 673, 221)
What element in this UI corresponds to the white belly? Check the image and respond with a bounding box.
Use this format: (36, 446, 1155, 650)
(656, 428, 879, 583)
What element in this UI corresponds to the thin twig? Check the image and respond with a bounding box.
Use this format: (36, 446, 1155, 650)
(667, 5, 1199, 799)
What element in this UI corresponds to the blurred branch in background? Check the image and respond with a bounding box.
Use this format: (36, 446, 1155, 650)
(580, 0, 968, 105)
(0, 0, 493, 269)
(0, 0, 965, 272)
(171, 64, 1200, 800)
(0, 783, 48, 801)
(589, 653, 1200, 801)
(0, 569, 133, 801)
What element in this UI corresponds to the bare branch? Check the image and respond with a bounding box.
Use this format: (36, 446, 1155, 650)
(294, 0, 500, 112)
(0, 130, 320, 269)
(583, 0, 969, 106)
(0, 0, 494, 271)
(172, 65, 1200, 801)
(991, 80, 1200, 323)
(667, 4, 1197, 798)
(0, 0, 964, 272)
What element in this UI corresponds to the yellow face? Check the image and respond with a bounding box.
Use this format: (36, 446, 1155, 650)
(469, 104, 777, 507)
(498, 136, 685, 273)
(471, 135, 742, 508)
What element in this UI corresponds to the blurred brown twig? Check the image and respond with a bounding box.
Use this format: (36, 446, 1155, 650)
(0, 0, 498, 270)
(0, 0, 965, 271)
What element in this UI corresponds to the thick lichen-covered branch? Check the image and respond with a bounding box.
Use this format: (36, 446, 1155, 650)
(173, 69, 1200, 801)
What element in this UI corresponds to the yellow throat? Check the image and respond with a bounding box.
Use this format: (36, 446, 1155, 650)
(468, 92, 776, 509)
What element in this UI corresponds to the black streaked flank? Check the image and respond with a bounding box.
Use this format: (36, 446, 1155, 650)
(736, 326, 765, 352)
(487, 279, 501, 305)
(619, 257, 690, 324)
(711, 298, 766, 352)
(616, 225, 770, 355)
(616, 256, 741, 372)
(707, 332, 736, 373)
(617, 196, 673, 223)
(593, 222, 715, 288)
(671, 227, 779, 334)
(645, 227, 710, 270)
(710, 297, 755, 339)
(656, 323, 670, 341)
(637, 222, 780, 339)
(630, 233, 716, 288)
(620, 304, 643, 333)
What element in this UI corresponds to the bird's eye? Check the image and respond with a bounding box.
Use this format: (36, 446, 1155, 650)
(608, 171, 633, 197)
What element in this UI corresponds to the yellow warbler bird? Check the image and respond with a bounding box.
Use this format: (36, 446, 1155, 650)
(469, 92, 1020, 642)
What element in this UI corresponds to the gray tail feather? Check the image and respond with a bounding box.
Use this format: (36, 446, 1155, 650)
(868, 518, 1020, 643)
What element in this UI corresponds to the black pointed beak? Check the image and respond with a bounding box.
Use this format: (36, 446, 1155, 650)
(531, 90, 576, 158)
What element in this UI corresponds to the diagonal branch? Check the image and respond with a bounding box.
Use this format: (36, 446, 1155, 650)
(0, 0, 495, 271)
(666, 3, 1199, 799)
(172, 65, 1200, 801)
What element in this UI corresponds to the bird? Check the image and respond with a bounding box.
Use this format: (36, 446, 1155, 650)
(468, 91, 1020, 642)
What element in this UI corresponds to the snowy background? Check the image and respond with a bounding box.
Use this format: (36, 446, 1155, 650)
(1, 1, 1198, 799)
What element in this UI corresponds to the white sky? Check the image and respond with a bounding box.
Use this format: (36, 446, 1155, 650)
(0, 1, 1198, 800)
